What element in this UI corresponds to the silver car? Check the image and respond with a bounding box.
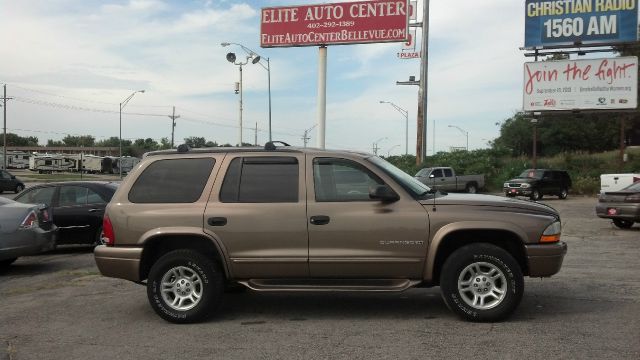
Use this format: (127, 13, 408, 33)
(596, 181, 640, 229)
(0, 197, 57, 269)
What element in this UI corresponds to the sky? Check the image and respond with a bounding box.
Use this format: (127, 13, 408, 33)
(0, 0, 526, 156)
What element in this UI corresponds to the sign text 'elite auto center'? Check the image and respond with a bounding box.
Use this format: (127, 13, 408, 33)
(524, 0, 638, 47)
(261, 0, 409, 47)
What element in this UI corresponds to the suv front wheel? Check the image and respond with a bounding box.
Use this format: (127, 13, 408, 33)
(147, 249, 223, 323)
(440, 243, 524, 322)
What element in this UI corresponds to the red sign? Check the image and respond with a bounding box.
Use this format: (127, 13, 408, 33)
(261, 1, 409, 48)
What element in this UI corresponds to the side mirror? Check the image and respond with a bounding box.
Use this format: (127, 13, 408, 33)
(369, 185, 400, 203)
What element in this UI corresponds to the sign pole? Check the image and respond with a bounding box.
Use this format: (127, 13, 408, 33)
(317, 46, 327, 149)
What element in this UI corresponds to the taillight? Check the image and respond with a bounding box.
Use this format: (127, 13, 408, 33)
(103, 215, 115, 246)
(20, 211, 39, 229)
(624, 194, 640, 203)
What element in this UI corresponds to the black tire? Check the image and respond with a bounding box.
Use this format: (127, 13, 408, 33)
(440, 243, 524, 322)
(93, 226, 105, 246)
(558, 188, 568, 199)
(466, 183, 478, 194)
(147, 249, 223, 324)
(14, 184, 24, 194)
(505, 193, 515, 198)
(530, 189, 541, 201)
(612, 219, 634, 229)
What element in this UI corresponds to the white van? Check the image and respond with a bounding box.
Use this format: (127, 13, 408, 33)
(600, 173, 640, 193)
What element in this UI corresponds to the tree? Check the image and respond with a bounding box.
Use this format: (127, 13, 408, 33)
(62, 135, 95, 147)
(0, 133, 39, 146)
(183, 136, 207, 148)
(95, 137, 121, 147)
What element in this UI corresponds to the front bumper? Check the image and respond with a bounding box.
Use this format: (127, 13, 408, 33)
(525, 241, 567, 277)
(94, 245, 143, 282)
(504, 187, 532, 196)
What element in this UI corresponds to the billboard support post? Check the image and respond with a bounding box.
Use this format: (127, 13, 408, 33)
(620, 117, 625, 169)
(317, 46, 327, 149)
(419, 0, 429, 164)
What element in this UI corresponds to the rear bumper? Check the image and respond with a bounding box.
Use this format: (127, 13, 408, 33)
(595, 203, 640, 221)
(525, 241, 567, 277)
(0, 227, 57, 261)
(94, 245, 143, 282)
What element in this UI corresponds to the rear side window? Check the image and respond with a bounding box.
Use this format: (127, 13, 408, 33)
(59, 186, 88, 207)
(220, 157, 299, 203)
(129, 158, 215, 203)
(15, 186, 55, 206)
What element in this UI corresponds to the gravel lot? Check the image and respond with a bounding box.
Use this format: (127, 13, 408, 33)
(1, 195, 638, 360)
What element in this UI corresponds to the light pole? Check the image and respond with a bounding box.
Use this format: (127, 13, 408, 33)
(448, 125, 469, 151)
(119, 90, 145, 179)
(531, 118, 538, 169)
(379, 100, 409, 155)
(223, 50, 258, 146)
(222, 42, 272, 142)
(372, 137, 387, 155)
(387, 144, 400, 157)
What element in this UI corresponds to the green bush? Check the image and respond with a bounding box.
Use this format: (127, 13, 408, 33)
(384, 147, 640, 195)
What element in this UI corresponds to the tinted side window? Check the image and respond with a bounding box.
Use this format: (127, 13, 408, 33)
(220, 157, 299, 203)
(87, 188, 107, 204)
(432, 169, 444, 178)
(59, 186, 88, 207)
(16, 186, 55, 205)
(313, 158, 384, 202)
(443, 168, 453, 177)
(129, 158, 215, 203)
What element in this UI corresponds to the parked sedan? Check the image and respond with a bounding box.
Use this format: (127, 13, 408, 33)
(0, 169, 25, 194)
(13, 182, 118, 245)
(596, 181, 640, 229)
(0, 197, 56, 269)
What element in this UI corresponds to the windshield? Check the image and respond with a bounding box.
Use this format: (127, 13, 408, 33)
(367, 156, 431, 198)
(624, 181, 640, 191)
(518, 169, 543, 179)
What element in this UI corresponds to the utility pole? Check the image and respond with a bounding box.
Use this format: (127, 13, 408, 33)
(302, 124, 317, 147)
(168, 106, 180, 148)
(2, 84, 14, 170)
(254, 122, 258, 146)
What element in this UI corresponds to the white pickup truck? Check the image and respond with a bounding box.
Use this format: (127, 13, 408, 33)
(415, 167, 485, 193)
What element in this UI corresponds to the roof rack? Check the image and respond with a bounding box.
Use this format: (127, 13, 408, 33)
(264, 141, 291, 151)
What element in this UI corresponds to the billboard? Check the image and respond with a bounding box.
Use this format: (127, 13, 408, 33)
(261, 0, 409, 47)
(524, 0, 638, 48)
(523, 56, 638, 111)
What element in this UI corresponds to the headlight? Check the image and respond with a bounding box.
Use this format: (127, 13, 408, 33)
(521, 183, 531, 188)
(503, 183, 509, 188)
(540, 221, 561, 243)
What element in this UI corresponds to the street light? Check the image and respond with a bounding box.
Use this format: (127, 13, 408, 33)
(221, 42, 272, 142)
(372, 137, 387, 155)
(379, 100, 409, 155)
(119, 90, 145, 179)
(448, 124, 469, 151)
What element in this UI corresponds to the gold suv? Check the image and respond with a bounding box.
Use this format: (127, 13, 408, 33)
(95, 142, 567, 323)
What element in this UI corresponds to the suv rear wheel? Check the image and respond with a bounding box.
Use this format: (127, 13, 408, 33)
(440, 243, 523, 322)
(558, 188, 568, 199)
(147, 249, 223, 323)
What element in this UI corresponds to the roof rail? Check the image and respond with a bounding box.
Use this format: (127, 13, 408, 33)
(264, 141, 291, 151)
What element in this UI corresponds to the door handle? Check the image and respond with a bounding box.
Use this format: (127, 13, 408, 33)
(310, 215, 330, 225)
(88, 208, 103, 213)
(207, 217, 227, 226)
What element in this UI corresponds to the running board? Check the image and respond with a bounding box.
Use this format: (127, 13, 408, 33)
(238, 279, 421, 292)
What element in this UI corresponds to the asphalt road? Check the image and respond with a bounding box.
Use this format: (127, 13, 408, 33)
(1, 196, 639, 359)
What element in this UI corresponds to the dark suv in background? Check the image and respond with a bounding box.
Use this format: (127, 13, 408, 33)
(504, 169, 572, 201)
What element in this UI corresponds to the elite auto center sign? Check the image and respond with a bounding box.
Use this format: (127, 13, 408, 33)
(260, 0, 409, 47)
(523, 57, 638, 111)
